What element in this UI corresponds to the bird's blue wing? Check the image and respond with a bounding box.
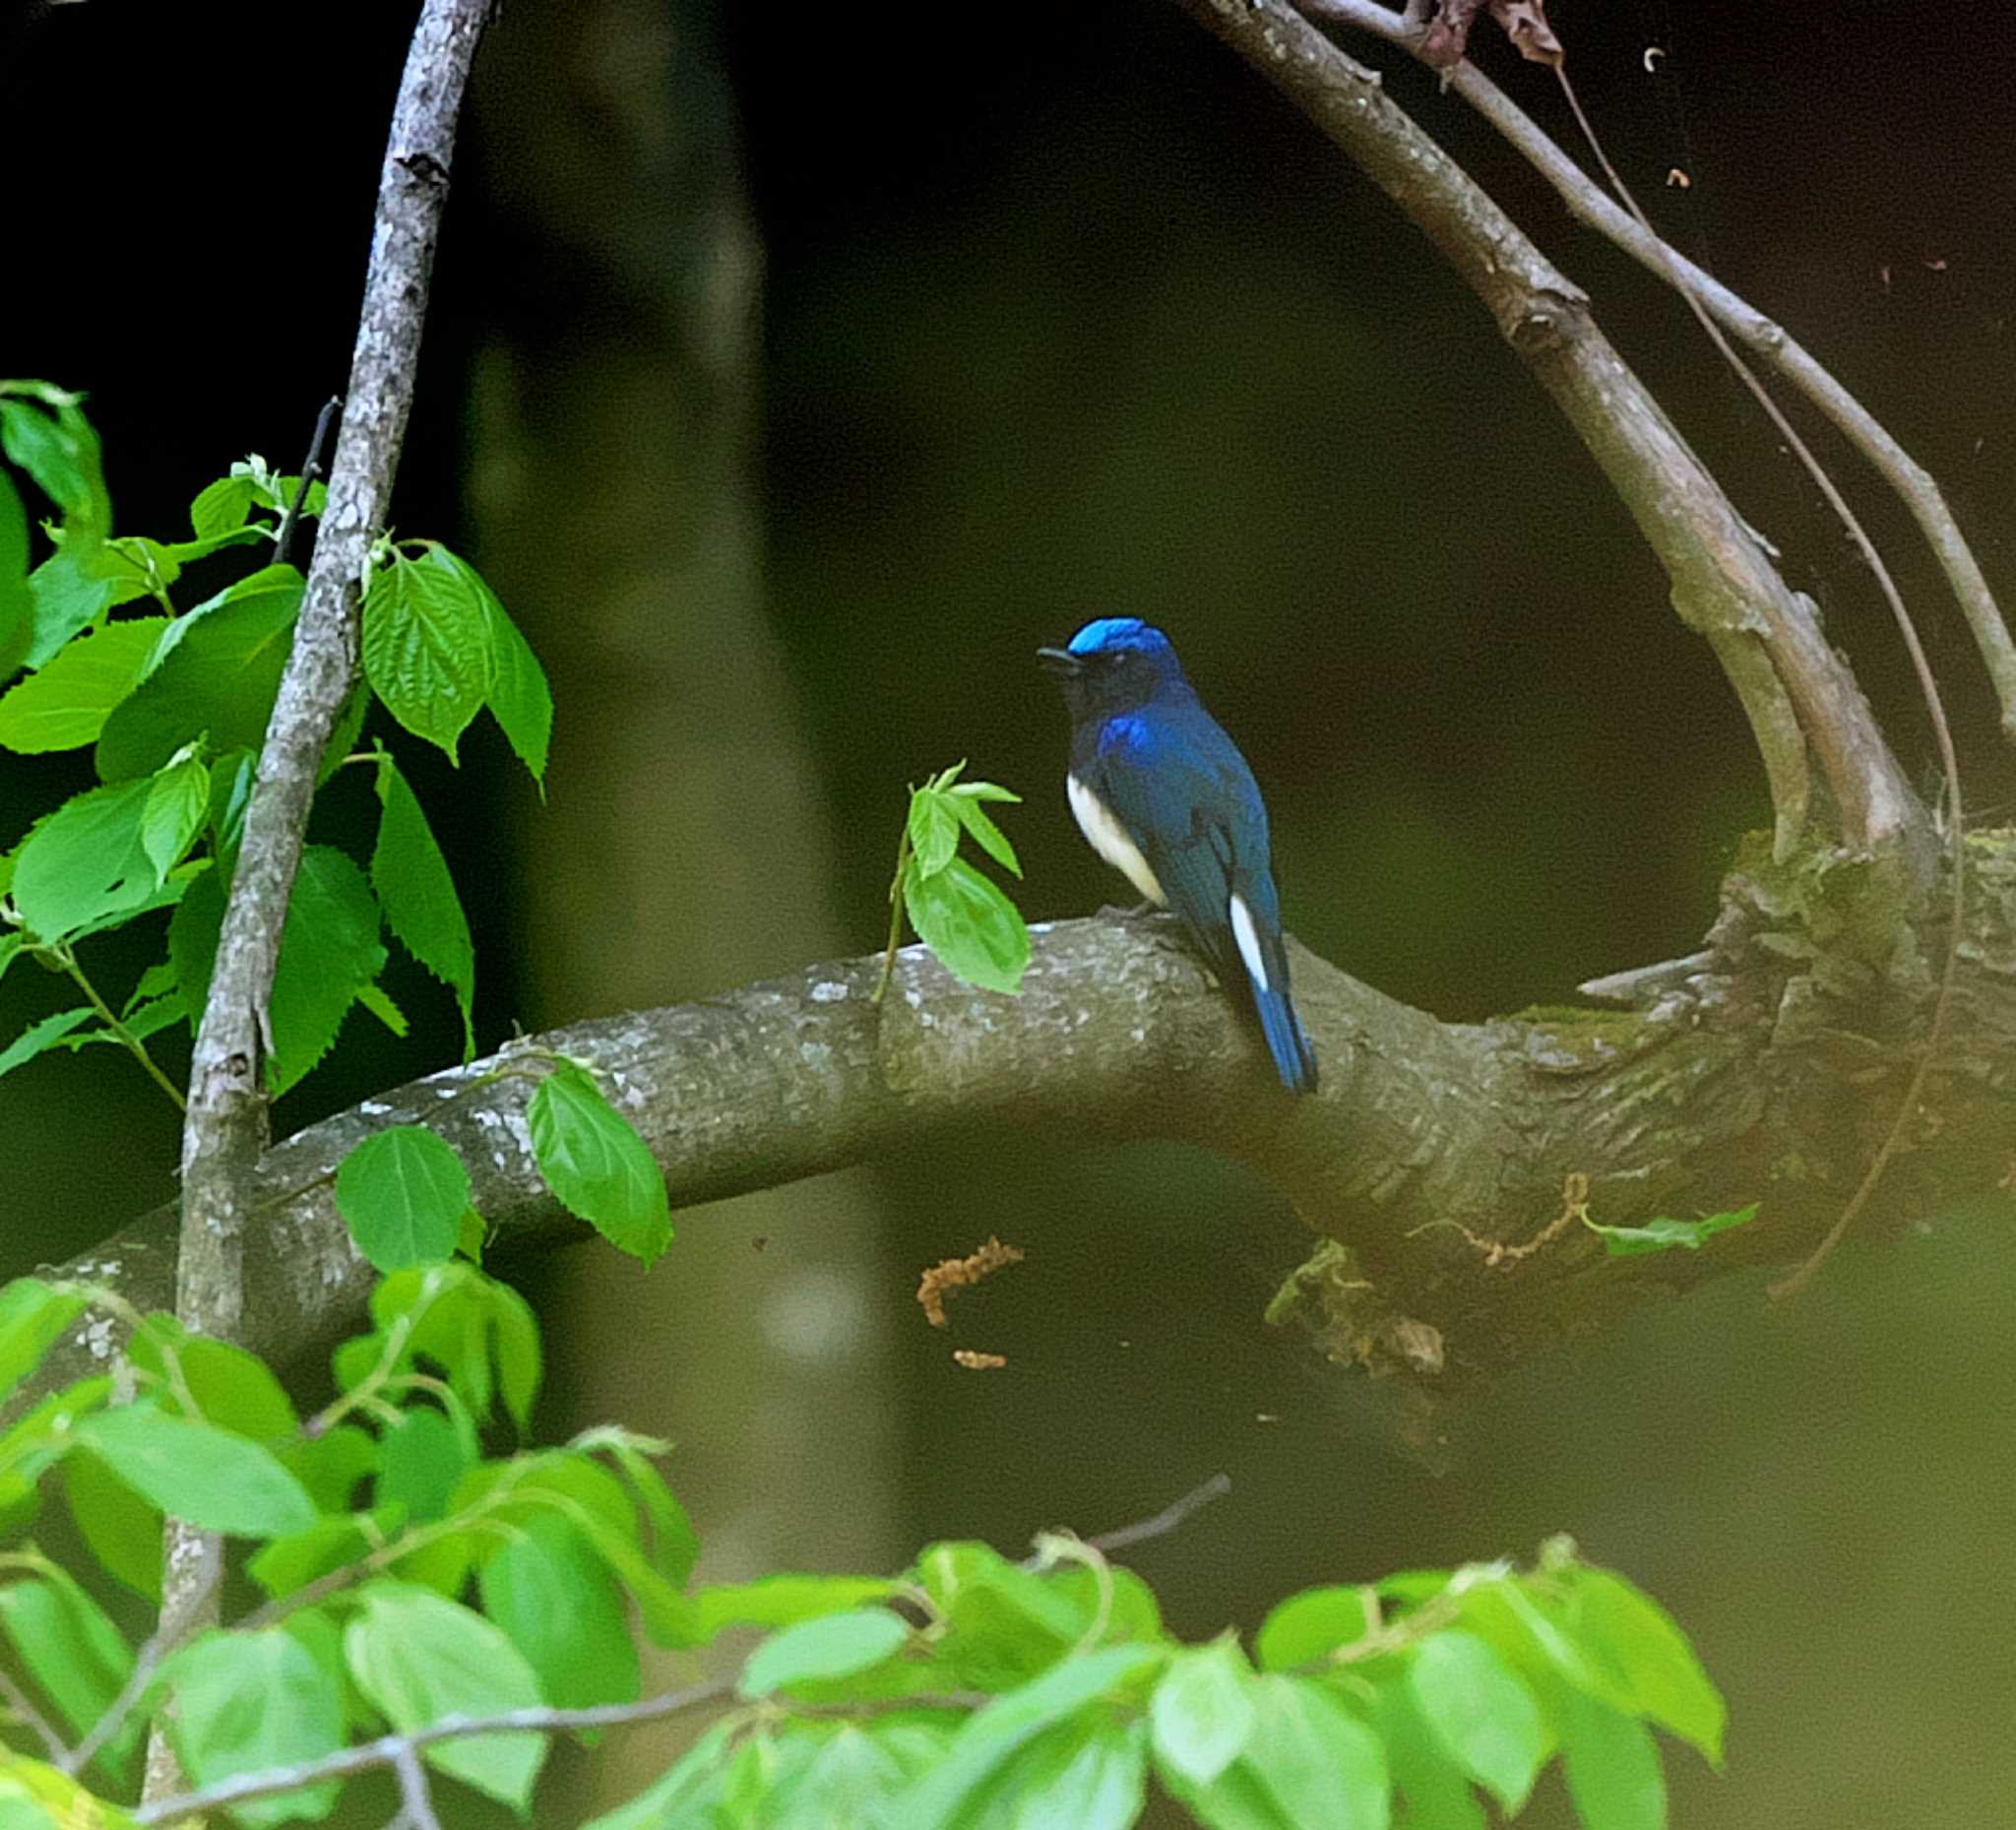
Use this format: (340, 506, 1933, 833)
(1087, 710, 1316, 1093)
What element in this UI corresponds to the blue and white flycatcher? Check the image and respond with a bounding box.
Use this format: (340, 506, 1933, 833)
(1039, 618, 1318, 1094)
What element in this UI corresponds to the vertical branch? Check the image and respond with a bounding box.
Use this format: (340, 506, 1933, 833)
(151, 0, 494, 1801)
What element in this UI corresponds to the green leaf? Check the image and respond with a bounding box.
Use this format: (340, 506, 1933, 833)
(1160, 1674, 1389, 1830)
(356, 981, 409, 1037)
(917, 1541, 1089, 1687)
(172, 846, 385, 1096)
(0, 1009, 94, 1080)
(1368, 1675, 1485, 1830)
(762, 1720, 957, 1830)
(0, 397, 107, 530)
(94, 566, 303, 781)
(141, 748, 210, 881)
(23, 550, 116, 668)
(695, 1573, 902, 1639)
(73, 1407, 318, 1538)
(0, 1573, 137, 1782)
(435, 550, 551, 787)
(0, 472, 29, 681)
(580, 1721, 740, 1830)
(131, 1320, 298, 1440)
(283, 1424, 378, 1516)
(893, 1644, 1164, 1827)
(371, 757, 474, 1056)
(597, 1433, 700, 1586)
(344, 1581, 546, 1810)
(1408, 1630, 1546, 1813)
(1585, 1205, 1760, 1258)
(740, 1608, 912, 1698)
(9, 776, 156, 939)
(376, 1406, 473, 1525)
(361, 546, 493, 763)
(480, 1516, 641, 1712)
(1566, 1569, 1725, 1764)
(1152, 1641, 1258, 1787)
(1558, 1685, 1667, 1830)
(908, 788, 961, 877)
(167, 1628, 345, 1829)
(64, 1450, 162, 1601)
(1255, 1585, 1375, 1672)
(951, 788, 1022, 877)
(190, 475, 257, 541)
(0, 619, 167, 756)
(489, 1278, 542, 1434)
(527, 1062, 672, 1264)
(336, 1126, 472, 1272)
(904, 854, 1030, 995)
(246, 1510, 399, 1602)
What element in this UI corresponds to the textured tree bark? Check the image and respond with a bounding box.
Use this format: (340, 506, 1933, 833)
(153, 0, 494, 1800)
(39, 826, 2015, 1449)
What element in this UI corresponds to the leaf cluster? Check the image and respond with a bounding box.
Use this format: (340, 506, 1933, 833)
(0, 386, 552, 1098)
(881, 762, 1032, 999)
(0, 1274, 1722, 1830)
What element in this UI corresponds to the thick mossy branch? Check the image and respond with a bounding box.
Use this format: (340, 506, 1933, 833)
(31, 837, 2016, 1422)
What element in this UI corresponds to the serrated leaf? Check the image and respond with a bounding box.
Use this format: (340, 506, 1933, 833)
(741, 1608, 912, 1698)
(1409, 1630, 1546, 1813)
(141, 750, 210, 882)
(344, 1581, 546, 1810)
(336, 1126, 472, 1272)
(907, 788, 961, 877)
(94, 567, 303, 781)
(527, 1063, 671, 1264)
(74, 1407, 318, 1538)
(437, 549, 550, 787)
(361, 547, 493, 763)
(371, 758, 474, 1056)
(1152, 1642, 1258, 1786)
(951, 791, 1022, 876)
(356, 982, 408, 1036)
(903, 853, 1030, 995)
(0, 473, 34, 680)
(0, 618, 167, 754)
(190, 475, 257, 541)
(0, 1008, 94, 1079)
(10, 776, 156, 939)
(172, 846, 384, 1096)
(24, 549, 117, 668)
(167, 1628, 345, 1829)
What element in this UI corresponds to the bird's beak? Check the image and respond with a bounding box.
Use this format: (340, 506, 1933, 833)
(1036, 646, 1082, 675)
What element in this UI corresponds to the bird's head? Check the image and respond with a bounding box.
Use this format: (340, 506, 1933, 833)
(1037, 618, 1186, 719)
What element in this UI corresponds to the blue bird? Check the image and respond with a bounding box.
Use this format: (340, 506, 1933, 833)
(1038, 618, 1318, 1094)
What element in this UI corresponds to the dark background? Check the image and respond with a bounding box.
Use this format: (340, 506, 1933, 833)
(4, 2, 2014, 1823)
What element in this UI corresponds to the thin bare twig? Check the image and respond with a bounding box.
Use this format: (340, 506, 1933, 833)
(388, 1742, 446, 1830)
(1296, 0, 2016, 742)
(132, 1680, 736, 1825)
(0, 1664, 72, 1767)
(273, 395, 341, 571)
(1086, 1473, 1233, 1554)
(66, 1538, 222, 1777)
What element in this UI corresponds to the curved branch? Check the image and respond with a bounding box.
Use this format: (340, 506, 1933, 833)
(33, 865, 2016, 1426)
(1300, 0, 2016, 744)
(1171, 0, 1930, 871)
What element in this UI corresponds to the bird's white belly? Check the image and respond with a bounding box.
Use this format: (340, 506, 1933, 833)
(1067, 774, 1166, 907)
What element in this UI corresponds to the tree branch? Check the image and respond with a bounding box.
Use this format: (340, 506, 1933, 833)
(156, 0, 491, 1802)
(1298, 0, 2016, 745)
(1170, 0, 1931, 873)
(31, 870, 2016, 1436)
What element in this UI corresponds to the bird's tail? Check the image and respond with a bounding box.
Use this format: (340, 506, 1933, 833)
(1253, 982, 1318, 1095)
